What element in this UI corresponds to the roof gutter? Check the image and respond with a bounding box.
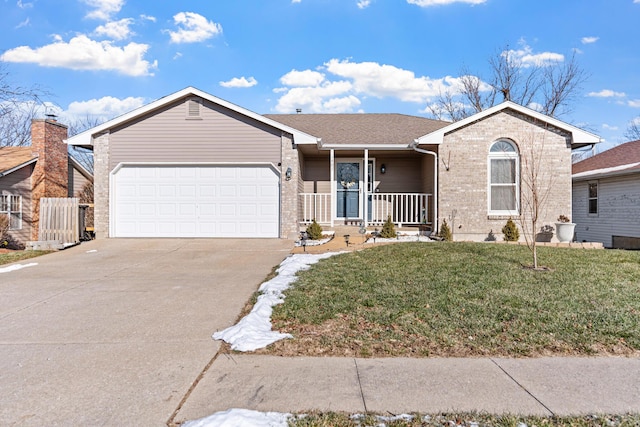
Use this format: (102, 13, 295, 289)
(412, 141, 438, 234)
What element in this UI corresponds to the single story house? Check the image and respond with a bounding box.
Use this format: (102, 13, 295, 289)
(0, 118, 93, 247)
(66, 87, 600, 241)
(572, 140, 640, 249)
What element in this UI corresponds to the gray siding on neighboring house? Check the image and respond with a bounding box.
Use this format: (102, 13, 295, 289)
(573, 174, 640, 247)
(108, 98, 283, 170)
(0, 165, 33, 246)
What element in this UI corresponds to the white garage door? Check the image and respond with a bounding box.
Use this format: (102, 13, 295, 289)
(113, 165, 280, 238)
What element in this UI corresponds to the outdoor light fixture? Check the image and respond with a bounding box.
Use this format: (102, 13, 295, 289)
(343, 234, 350, 247)
(380, 164, 386, 174)
(300, 231, 308, 252)
(285, 167, 292, 181)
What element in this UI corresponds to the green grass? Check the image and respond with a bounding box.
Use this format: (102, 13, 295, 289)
(267, 242, 640, 357)
(0, 250, 51, 266)
(288, 412, 640, 426)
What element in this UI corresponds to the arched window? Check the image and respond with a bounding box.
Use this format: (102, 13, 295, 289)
(488, 140, 519, 215)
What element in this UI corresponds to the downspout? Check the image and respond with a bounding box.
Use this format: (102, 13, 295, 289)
(412, 143, 438, 234)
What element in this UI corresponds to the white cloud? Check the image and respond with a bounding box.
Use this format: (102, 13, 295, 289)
(64, 96, 145, 121)
(167, 12, 222, 44)
(291, 0, 301, 3)
(581, 36, 599, 44)
(503, 43, 564, 67)
(629, 99, 640, 108)
(274, 81, 355, 113)
(0, 35, 157, 76)
(280, 69, 325, 87)
(325, 58, 458, 102)
(94, 18, 134, 40)
(587, 89, 626, 98)
(602, 124, 618, 131)
(219, 76, 258, 88)
(407, 0, 486, 6)
(273, 59, 472, 113)
(17, 0, 33, 9)
(140, 14, 156, 22)
(357, 0, 372, 8)
(16, 18, 30, 29)
(82, 0, 124, 20)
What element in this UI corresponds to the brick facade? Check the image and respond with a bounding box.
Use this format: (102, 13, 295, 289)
(280, 133, 300, 239)
(92, 132, 110, 239)
(30, 119, 69, 240)
(438, 110, 572, 242)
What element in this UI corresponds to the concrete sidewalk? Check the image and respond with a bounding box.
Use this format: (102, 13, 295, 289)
(175, 354, 640, 423)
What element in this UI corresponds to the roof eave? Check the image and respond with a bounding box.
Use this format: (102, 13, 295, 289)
(415, 101, 602, 147)
(65, 86, 321, 146)
(318, 143, 414, 151)
(573, 163, 640, 181)
(0, 157, 38, 178)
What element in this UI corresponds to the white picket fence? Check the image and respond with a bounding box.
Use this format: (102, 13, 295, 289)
(38, 198, 80, 245)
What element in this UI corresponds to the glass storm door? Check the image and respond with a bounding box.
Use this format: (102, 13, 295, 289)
(336, 161, 360, 218)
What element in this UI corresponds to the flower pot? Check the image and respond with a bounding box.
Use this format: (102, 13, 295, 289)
(555, 222, 576, 243)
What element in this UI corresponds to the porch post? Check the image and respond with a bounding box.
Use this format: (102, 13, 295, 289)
(330, 149, 335, 227)
(363, 149, 368, 227)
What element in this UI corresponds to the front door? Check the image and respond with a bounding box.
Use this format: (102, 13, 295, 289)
(336, 161, 360, 219)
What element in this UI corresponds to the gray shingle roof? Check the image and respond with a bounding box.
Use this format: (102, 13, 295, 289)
(264, 113, 449, 145)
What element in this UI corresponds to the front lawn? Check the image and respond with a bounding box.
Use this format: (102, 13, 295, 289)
(0, 250, 51, 266)
(265, 242, 640, 357)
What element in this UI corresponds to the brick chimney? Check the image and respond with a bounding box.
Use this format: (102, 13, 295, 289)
(30, 118, 69, 240)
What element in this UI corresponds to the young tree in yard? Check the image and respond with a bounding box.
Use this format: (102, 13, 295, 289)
(517, 124, 555, 269)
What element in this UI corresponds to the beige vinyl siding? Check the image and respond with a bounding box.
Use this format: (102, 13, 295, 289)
(573, 175, 640, 247)
(303, 157, 331, 193)
(374, 157, 422, 193)
(0, 165, 33, 246)
(68, 164, 92, 198)
(109, 98, 282, 170)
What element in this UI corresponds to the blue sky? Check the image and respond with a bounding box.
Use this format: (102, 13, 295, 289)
(1, 0, 639, 150)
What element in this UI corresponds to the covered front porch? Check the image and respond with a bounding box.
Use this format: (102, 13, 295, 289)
(296, 146, 438, 230)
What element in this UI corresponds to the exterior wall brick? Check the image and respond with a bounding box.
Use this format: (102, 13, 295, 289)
(438, 110, 572, 242)
(280, 133, 300, 239)
(30, 119, 69, 241)
(92, 132, 110, 238)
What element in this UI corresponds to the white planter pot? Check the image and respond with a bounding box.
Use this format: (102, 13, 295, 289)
(555, 222, 576, 243)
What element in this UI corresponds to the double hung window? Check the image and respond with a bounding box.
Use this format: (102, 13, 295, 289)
(488, 140, 519, 215)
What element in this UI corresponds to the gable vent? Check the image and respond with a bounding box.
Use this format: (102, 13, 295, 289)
(186, 98, 201, 119)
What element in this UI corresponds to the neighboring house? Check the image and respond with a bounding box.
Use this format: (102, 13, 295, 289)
(572, 140, 640, 249)
(66, 87, 599, 241)
(0, 119, 93, 248)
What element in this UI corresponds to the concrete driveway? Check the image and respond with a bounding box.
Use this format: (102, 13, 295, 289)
(0, 238, 292, 426)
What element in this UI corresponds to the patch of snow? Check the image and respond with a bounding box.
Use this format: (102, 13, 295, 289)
(366, 233, 434, 244)
(0, 263, 38, 274)
(182, 408, 291, 427)
(213, 252, 340, 351)
(294, 231, 335, 247)
(86, 249, 98, 253)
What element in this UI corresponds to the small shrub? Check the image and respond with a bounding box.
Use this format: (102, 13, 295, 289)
(438, 219, 452, 241)
(501, 218, 520, 242)
(380, 215, 397, 238)
(305, 219, 323, 240)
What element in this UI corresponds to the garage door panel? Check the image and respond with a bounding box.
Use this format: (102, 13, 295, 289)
(114, 165, 279, 238)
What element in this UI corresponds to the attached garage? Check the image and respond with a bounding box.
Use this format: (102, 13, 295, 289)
(112, 165, 280, 238)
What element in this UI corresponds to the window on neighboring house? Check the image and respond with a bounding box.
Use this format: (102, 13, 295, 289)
(488, 140, 519, 215)
(588, 182, 598, 214)
(0, 195, 22, 230)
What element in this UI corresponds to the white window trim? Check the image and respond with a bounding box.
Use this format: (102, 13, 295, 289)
(588, 181, 598, 216)
(487, 140, 520, 217)
(1, 194, 22, 231)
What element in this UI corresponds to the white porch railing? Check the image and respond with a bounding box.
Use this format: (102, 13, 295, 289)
(299, 193, 432, 227)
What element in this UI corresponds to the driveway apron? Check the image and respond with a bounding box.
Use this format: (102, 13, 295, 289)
(0, 238, 292, 426)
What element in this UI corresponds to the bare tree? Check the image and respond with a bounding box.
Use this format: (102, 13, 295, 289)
(517, 124, 555, 270)
(431, 46, 588, 121)
(625, 117, 640, 141)
(0, 64, 49, 147)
